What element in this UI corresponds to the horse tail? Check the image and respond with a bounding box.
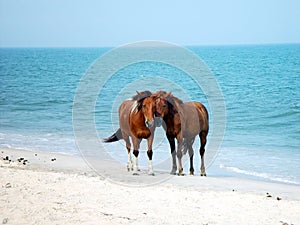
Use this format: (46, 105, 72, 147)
(103, 128, 123, 142)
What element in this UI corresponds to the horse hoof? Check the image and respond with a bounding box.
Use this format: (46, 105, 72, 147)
(132, 167, 139, 175)
(201, 173, 207, 176)
(148, 172, 155, 176)
(178, 171, 185, 176)
(170, 168, 177, 175)
(127, 164, 133, 171)
(190, 171, 194, 176)
(132, 172, 139, 175)
(178, 168, 184, 176)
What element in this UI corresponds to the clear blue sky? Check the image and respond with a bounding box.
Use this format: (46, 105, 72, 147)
(0, 0, 299, 47)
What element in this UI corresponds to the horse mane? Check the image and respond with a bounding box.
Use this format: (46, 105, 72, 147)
(167, 94, 183, 107)
(154, 90, 183, 114)
(132, 90, 152, 101)
(131, 90, 152, 114)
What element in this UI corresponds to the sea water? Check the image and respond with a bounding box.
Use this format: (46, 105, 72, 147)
(1, 44, 299, 184)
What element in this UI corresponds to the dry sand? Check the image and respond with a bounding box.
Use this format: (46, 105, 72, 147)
(1, 148, 299, 225)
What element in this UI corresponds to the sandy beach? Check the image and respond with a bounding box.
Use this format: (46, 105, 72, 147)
(1, 148, 299, 225)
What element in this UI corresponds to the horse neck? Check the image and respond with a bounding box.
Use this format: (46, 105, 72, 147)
(169, 97, 183, 116)
(132, 108, 144, 120)
(129, 101, 148, 128)
(163, 104, 181, 129)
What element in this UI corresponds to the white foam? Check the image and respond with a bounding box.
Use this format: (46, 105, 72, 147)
(220, 164, 300, 185)
(0, 132, 77, 155)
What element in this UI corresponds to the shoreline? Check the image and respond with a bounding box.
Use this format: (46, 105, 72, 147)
(1, 147, 300, 224)
(1, 147, 299, 187)
(1, 147, 300, 193)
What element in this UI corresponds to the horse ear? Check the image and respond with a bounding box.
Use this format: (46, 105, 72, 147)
(136, 91, 141, 95)
(153, 93, 159, 100)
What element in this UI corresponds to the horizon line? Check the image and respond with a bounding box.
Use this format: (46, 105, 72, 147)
(0, 42, 299, 49)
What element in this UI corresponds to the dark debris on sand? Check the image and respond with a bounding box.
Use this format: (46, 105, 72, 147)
(266, 193, 282, 201)
(2, 218, 8, 224)
(2, 156, 29, 165)
(17, 157, 29, 165)
(3, 156, 10, 161)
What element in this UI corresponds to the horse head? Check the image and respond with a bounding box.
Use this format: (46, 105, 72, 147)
(133, 91, 156, 128)
(153, 91, 169, 118)
(154, 90, 182, 116)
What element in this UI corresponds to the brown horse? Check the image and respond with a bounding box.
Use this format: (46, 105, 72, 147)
(103, 91, 157, 175)
(154, 91, 209, 176)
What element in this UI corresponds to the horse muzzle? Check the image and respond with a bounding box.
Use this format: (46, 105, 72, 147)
(145, 119, 154, 128)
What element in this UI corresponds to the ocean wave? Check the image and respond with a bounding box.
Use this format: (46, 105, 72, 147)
(219, 164, 300, 185)
(0, 132, 78, 155)
(265, 110, 299, 120)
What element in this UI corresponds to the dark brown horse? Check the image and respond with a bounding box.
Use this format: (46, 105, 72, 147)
(154, 91, 209, 176)
(103, 91, 157, 175)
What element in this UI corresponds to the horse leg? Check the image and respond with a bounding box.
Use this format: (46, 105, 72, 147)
(177, 138, 184, 176)
(147, 129, 155, 176)
(187, 138, 195, 175)
(167, 134, 177, 175)
(124, 134, 132, 171)
(199, 131, 207, 176)
(132, 138, 141, 175)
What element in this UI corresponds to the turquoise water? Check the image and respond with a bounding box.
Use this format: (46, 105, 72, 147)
(1, 44, 299, 184)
